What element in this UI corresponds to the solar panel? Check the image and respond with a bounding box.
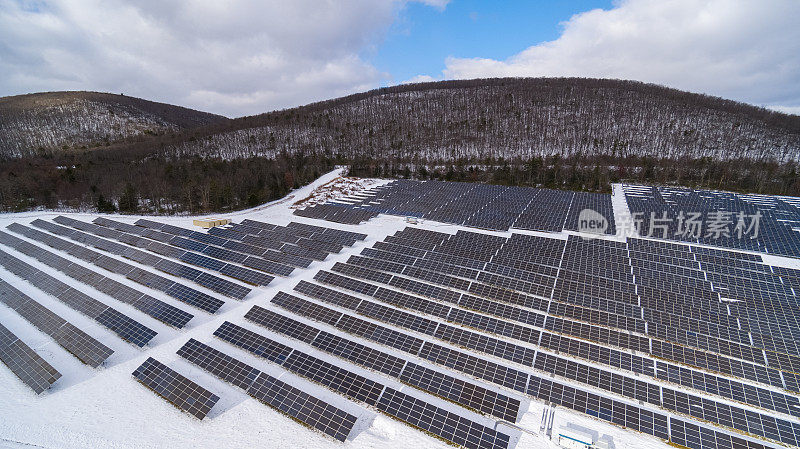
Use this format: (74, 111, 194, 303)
(377, 387, 511, 449)
(224, 321, 385, 405)
(215, 318, 516, 448)
(132, 357, 219, 419)
(134, 221, 297, 275)
(267, 294, 524, 422)
(314, 316, 397, 368)
(23, 221, 225, 314)
(419, 342, 529, 393)
(1, 227, 193, 329)
(51, 217, 252, 300)
(0, 248, 157, 347)
(244, 305, 320, 344)
(177, 338, 357, 441)
(0, 279, 113, 367)
(400, 362, 520, 422)
(0, 322, 61, 394)
(214, 321, 294, 364)
(294, 280, 363, 310)
(271, 292, 343, 326)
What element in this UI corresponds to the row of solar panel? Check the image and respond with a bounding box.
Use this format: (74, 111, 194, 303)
(628, 239, 800, 358)
(92, 217, 275, 287)
(325, 259, 794, 396)
(136, 219, 312, 270)
(134, 219, 306, 272)
(216, 317, 512, 449)
(374, 229, 800, 389)
(228, 222, 348, 254)
(0, 248, 157, 347)
(261, 295, 522, 422)
(94, 217, 297, 276)
(310, 248, 800, 421)
(0, 279, 113, 367)
(211, 225, 330, 261)
(298, 179, 616, 234)
(52, 216, 252, 301)
(294, 203, 380, 225)
(374, 233, 792, 390)
(20, 220, 225, 315)
(623, 184, 800, 257)
(424, 228, 788, 350)
(2, 226, 194, 328)
(177, 338, 359, 442)
(132, 357, 219, 420)
(0, 322, 61, 394)
(246, 219, 367, 247)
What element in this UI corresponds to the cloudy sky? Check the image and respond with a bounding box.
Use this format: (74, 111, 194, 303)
(1, 0, 798, 117)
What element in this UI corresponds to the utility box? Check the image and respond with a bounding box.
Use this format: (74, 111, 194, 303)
(193, 218, 231, 228)
(594, 438, 612, 449)
(556, 427, 593, 449)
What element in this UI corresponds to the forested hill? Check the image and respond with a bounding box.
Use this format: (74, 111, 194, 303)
(1, 78, 799, 214)
(166, 78, 800, 163)
(0, 91, 227, 158)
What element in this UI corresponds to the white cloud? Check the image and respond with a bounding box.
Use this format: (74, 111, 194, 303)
(768, 105, 800, 116)
(417, 0, 450, 11)
(443, 0, 800, 111)
(0, 0, 442, 117)
(402, 74, 436, 84)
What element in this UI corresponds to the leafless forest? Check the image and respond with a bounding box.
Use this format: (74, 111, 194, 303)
(166, 78, 799, 162)
(0, 91, 227, 159)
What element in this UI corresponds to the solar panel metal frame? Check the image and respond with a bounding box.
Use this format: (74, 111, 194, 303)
(0, 322, 62, 394)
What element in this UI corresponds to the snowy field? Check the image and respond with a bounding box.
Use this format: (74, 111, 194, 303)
(0, 169, 795, 449)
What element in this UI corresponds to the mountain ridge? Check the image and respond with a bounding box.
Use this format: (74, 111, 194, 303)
(0, 91, 227, 158)
(160, 78, 800, 163)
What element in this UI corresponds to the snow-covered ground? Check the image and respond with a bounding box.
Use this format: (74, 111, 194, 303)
(0, 170, 793, 449)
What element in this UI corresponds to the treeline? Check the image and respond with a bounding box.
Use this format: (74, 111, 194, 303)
(348, 154, 800, 196)
(0, 150, 333, 213)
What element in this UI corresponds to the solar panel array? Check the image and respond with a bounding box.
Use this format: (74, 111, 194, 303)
(293, 179, 616, 234)
(0, 279, 113, 367)
(3, 199, 799, 449)
(177, 338, 358, 441)
(132, 357, 219, 420)
(0, 322, 61, 394)
(214, 308, 513, 449)
(269, 292, 521, 422)
(624, 184, 800, 257)
(270, 223, 800, 449)
(294, 203, 379, 225)
(135, 218, 310, 272)
(1, 226, 194, 328)
(0, 216, 391, 441)
(52, 216, 252, 300)
(26, 219, 225, 314)
(92, 217, 274, 286)
(0, 247, 157, 347)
